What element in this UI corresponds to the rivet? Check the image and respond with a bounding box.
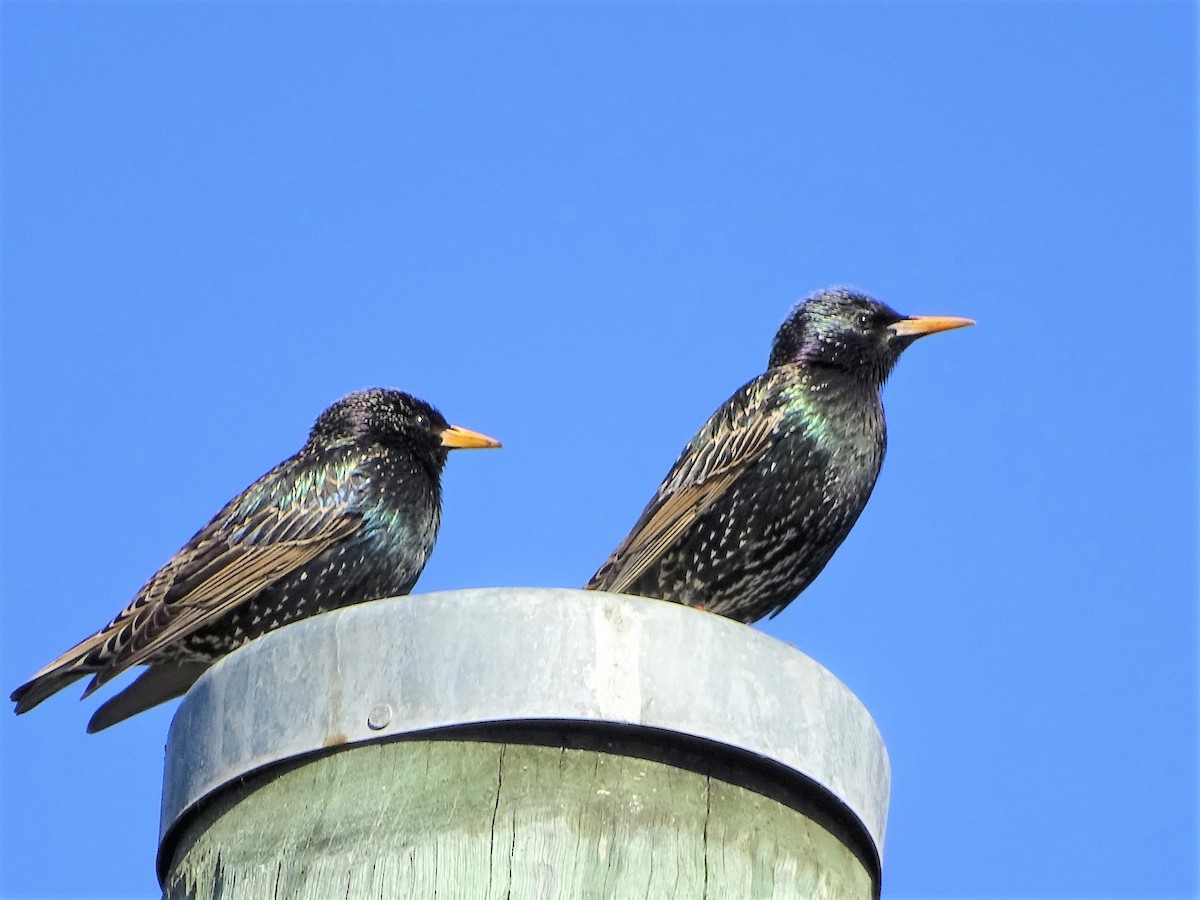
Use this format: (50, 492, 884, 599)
(367, 703, 392, 730)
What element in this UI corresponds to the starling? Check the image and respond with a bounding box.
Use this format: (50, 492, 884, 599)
(585, 288, 972, 623)
(11, 388, 500, 731)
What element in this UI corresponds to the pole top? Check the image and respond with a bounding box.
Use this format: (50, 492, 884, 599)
(159, 588, 889, 872)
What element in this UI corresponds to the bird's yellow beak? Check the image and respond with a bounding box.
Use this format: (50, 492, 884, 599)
(889, 315, 975, 338)
(439, 424, 502, 450)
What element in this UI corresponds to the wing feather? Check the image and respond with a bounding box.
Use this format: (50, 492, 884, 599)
(77, 463, 365, 693)
(90, 513, 358, 684)
(589, 377, 785, 594)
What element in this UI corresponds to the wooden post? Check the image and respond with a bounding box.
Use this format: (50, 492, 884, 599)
(158, 589, 889, 899)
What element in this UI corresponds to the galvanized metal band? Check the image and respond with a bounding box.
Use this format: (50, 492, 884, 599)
(159, 588, 890, 864)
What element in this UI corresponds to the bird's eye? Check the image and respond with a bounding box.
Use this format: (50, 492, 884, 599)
(858, 312, 871, 328)
(414, 414, 427, 428)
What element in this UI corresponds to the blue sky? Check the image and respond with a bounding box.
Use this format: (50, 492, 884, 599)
(1, 2, 1194, 897)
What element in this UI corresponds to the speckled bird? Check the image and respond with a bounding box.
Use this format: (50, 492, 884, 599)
(11, 388, 500, 732)
(586, 288, 972, 623)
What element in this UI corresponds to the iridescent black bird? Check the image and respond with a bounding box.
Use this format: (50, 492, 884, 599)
(586, 288, 972, 623)
(12, 388, 500, 732)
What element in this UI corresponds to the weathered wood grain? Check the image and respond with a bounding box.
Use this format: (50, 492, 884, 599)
(163, 731, 874, 899)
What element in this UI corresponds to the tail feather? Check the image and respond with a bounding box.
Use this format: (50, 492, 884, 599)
(87, 663, 207, 733)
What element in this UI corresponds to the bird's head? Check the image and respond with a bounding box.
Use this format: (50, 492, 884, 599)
(309, 389, 501, 460)
(769, 288, 973, 385)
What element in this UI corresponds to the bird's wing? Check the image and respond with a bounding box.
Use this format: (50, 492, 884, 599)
(588, 378, 785, 594)
(74, 467, 363, 694)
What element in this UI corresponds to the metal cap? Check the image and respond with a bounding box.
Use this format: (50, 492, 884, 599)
(160, 588, 890, 869)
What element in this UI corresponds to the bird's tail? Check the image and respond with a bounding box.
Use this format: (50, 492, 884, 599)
(86, 663, 206, 733)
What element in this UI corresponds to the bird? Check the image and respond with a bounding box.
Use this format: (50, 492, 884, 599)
(11, 388, 500, 732)
(585, 287, 972, 624)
